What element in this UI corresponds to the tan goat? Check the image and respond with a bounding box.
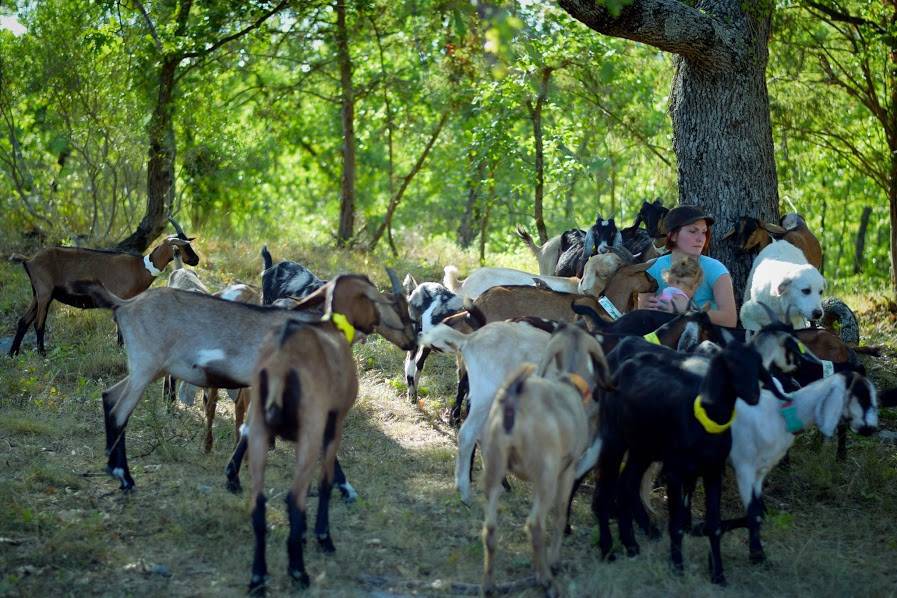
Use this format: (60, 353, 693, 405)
(245, 276, 416, 592)
(481, 323, 612, 595)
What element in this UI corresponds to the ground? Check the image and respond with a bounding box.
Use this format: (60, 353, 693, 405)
(1, 239, 896, 597)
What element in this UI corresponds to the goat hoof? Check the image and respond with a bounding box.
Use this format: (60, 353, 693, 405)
(711, 573, 727, 586)
(543, 582, 559, 598)
(563, 524, 573, 536)
(647, 525, 662, 541)
(248, 575, 268, 595)
(226, 477, 242, 494)
(750, 550, 766, 565)
(670, 561, 684, 576)
(625, 544, 640, 557)
(600, 550, 616, 563)
(317, 534, 336, 553)
(289, 569, 310, 588)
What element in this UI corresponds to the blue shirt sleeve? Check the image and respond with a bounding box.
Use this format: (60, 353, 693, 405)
(699, 256, 729, 288)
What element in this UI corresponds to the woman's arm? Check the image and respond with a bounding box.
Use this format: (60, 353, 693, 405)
(705, 274, 737, 327)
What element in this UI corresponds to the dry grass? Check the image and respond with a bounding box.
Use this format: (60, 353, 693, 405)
(1, 240, 896, 597)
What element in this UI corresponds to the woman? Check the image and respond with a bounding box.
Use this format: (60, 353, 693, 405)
(638, 205, 738, 327)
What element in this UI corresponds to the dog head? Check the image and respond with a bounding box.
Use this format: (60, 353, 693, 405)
(775, 265, 826, 321)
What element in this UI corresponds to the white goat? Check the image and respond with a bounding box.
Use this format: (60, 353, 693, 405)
(728, 371, 878, 563)
(444, 252, 625, 302)
(419, 320, 554, 504)
(741, 240, 826, 330)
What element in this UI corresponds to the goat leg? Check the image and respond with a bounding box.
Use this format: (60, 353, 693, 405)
(249, 494, 269, 593)
(34, 298, 50, 355)
(9, 299, 37, 356)
(285, 491, 310, 588)
(102, 385, 135, 491)
(333, 459, 357, 503)
(449, 372, 469, 426)
(315, 411, 340, 553)
(836, 423, 847, 461)
(617, 460, 645, 557)
(225, 431, 249, 493)
(666, 476, 686, 575)
(704, 471, 726, 585)
(746, 492, 766, 564)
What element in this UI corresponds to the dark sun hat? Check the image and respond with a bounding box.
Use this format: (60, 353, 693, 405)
(661, 205, 715, 235)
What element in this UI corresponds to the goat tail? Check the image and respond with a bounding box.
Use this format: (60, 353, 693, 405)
(500, 364, 536, 433)
(515, 225, 542, 257)
(261, 245, 273, 270)
(443, 265, 461, 293)
(68, 280, 125, 309)
(8, 253, 28, 264)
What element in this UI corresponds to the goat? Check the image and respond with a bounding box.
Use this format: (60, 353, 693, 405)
(722, 214, 822, 270)
(7, 217, 198, 355)
(723, 371, 878, 563)
(260, 245, 326, 305)
(593, 340, 764, 585)
(444, 250, 630, 303)
(163, 249, 211, 406)
(403, 277, 464, 403)
(620, 199, 669, 262)
(71, 270, 415, 492)
(420, 320, 560, 504)
(741, 240, 826, 330)
(516, 216, 622, 277)
(246, 277, 397, 592)
(481, 323, 611, 595)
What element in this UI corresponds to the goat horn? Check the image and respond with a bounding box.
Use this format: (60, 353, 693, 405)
(720, 228, 735, 240)
(168, 216, 188, 240)
(386, 268, 402, 295)
(757, 301, 781, 325)
(583, 228, 595, 258)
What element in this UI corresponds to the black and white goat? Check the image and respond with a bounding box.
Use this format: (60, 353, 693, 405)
(402, 276, 464, 402)
(516, 215, 622, 277)
(725, 371, 878, 563)
(593, 340, 764, 585)
(260, 245, 326, 305)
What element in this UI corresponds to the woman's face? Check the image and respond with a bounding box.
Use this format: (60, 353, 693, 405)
(671, 220, 708, 257)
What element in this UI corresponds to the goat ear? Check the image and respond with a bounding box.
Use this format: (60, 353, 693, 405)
(289, 284, 328, 311)
(719, 327, 736, 346)
(761, 222, 788, 235)
(816, 384, 845, 437)
(402, 273, 418, 295)
(589, 346, 614, 391)
(720, 228, 736, 240)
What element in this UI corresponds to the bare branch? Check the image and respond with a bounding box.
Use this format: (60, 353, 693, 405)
(130, 0, 163, 53)
(802, 1, 886, 36)
(180, 0, 291, 60)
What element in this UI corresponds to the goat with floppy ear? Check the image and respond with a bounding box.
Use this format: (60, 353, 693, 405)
(8, 217, 198, 355)
(481, 322, 612, 595)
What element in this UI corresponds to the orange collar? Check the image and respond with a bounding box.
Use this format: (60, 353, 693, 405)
(566, 373, 591, 401)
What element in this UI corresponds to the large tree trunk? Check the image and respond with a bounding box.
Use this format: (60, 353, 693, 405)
(528, 68, 553, 245)
(335, 0, 356, 247)
(853, 206, 872, 274)
(458, 152, 484, 248)
(559, 0, 779, 302)
(118, 57, 180, 253)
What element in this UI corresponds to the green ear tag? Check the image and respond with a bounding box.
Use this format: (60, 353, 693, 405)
(779, 403, 803, 434)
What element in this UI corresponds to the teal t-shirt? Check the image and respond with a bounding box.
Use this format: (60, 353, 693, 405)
(646, 255, 730, 310)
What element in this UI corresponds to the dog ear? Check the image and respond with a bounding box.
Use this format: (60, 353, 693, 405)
(776, 276, 793, 297)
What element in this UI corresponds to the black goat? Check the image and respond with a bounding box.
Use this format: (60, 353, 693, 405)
(260, 246, 326, 305)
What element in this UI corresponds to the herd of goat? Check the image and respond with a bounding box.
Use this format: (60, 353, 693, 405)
(5, 207, 896, 594)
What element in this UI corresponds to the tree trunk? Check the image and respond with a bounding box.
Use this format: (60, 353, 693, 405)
(528, 68, 553, 245)
(559, 0, 780, 303)
(889, 158, 897, 296)
(117, 57, 180, 252)
(335, 0, 355, 247)
(458, 153, 485, 248)
(853, 206, 872, 274)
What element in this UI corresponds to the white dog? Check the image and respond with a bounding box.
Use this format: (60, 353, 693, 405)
(740, 240, 826, 330)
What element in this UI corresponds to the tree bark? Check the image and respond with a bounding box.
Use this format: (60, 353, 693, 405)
(559, 0, 779, 302)
(458, 151, 485, 248)
(336, 0, 356, 247)
(527, 67, 553, 245)
(853, 206, 872, 274)
(118, 57, 180, 252)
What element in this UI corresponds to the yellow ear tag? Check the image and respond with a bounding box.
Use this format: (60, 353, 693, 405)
(644, 331, 662, 345)
(327, 312, 356, 344)
(693, 395, 735, 434)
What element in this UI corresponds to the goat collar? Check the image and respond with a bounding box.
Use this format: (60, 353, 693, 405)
(693, 395, 736, 434)
(143, 254, 162, 277)
(643, 330, 662, 345)
(325, 312, 356, 344)
(778, 401, 805, 434)
(565, 373, 591, 401)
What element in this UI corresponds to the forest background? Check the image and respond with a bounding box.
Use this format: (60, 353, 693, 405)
(1, 0, 895, 299)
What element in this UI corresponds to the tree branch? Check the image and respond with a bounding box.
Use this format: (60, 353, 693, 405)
(558, 0, 744, 69)
(180, 0, 291, 60)
(130, 0, 163, 53)
(802, 1, 886, 36)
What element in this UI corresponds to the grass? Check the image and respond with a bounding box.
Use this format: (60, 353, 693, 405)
(1, 237, 896, 596)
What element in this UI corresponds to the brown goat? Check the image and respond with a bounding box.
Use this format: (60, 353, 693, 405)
(7, 218, 198, 355)
(722, 214, 822, 270)
(245, 276, 417, 592)
(481, 323, 611, 595)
